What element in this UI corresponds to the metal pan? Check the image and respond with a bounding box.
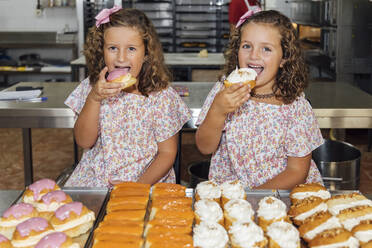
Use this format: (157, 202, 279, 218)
(83, 188, 110, 248)
(85, 187, 194, 248)
(10, 187, 109, 248)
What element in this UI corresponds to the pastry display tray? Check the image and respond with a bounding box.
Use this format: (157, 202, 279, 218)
(83, 188, 358, 248)
(84, 187, 194, 248)
(11, 187, 109, 248)
(244, 189, 358, 248)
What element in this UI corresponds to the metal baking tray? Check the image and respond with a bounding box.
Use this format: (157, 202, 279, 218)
(10, 187, 109, 248)
(84, 187, 194, 248)
(0, 190, 23, 216)
(82, 187, 358, 248)
(244, 189, 359, 248)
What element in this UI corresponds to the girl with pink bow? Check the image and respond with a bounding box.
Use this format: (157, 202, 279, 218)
(196, 10, 324, 190)
(64, 7, 191, 187)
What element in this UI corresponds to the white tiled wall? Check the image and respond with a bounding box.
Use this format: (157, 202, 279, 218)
(0, 0, 78, 33)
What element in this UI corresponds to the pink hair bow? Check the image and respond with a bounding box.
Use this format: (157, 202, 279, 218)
(95, 5, 122, 28)
(236, 7, 262, 28)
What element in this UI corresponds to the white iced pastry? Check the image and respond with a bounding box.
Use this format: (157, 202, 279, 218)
(228, 222, 267, 248)
(257, 196, 287, 221)
(194, 199, 223, 224)
(195, 181, 221, 201)
(224, 67, 257, 87)
(266, 221, 300, 248)
(224, 199, 254, 223)
(193, 221, 228, 248)
(221, 180, 246, 204)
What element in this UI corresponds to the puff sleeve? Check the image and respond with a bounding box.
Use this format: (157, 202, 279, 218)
(64, 78, 92, 116)
(196, 81, 223, 126)
(285, 95, 324, 157)
(153, 87, 192, 142)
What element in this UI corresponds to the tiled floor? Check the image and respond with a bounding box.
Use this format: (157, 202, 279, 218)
(0, 128, 371, 193)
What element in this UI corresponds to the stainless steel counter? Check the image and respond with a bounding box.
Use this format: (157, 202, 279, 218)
(0, 82, 77, 186)
(0, 82, 77, 128)
(307, 82, 372, 128)
(175, 81, 372, 129)
(1, 81, 372, 186)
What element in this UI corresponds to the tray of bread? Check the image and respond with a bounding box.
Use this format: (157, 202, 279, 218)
(0, 178, 108, 248)
(87, 182, 194, 248)
(87, 180, 372, 248)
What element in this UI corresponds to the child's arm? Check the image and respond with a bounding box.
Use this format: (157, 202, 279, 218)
(196, 84, 251, 154)
(74, 67, 123, 148)
(137, 133, 178, 185)
(254, 153, 312, 190)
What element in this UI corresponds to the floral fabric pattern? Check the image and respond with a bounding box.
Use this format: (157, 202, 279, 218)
(196, 81, 324, 188)
(64, 78, 191, 187)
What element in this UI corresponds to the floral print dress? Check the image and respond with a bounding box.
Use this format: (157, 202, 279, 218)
(196, 82, 324, 188)
(64, 78, 191, 187)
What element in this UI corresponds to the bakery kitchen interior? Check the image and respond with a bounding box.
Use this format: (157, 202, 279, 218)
(0, 0, 372, 196)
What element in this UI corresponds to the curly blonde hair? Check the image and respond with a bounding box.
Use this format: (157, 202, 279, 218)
(222, 10, 308, 104)
(84, 8, 171, 96)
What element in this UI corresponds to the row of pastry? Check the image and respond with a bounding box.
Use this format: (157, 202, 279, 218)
(0, 179, 95, 248)
(92, 182, 194, 248)
(193, 180, 300, 248)
(288, 183, 372, 247)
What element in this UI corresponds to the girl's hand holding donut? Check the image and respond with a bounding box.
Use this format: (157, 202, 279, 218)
(88, 67, 124, 102)
(212, 83, 252, 116)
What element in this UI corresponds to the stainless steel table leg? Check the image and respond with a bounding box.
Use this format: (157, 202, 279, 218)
(73, 136, 79, 165)
(187, 67, 192, 81)
(22, 128, 33, 186)
(174, 131, 182, 184)
(72, 65, 79, 82)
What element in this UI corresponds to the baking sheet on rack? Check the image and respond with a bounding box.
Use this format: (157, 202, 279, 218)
(10, 187, 108, 248)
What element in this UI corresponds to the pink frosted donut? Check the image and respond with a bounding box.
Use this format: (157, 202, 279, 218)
(0, 203, 38, 239)
(35, 232, 79, 248)
(22, 179, 60, 204)
(12, 217, 54, 248)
